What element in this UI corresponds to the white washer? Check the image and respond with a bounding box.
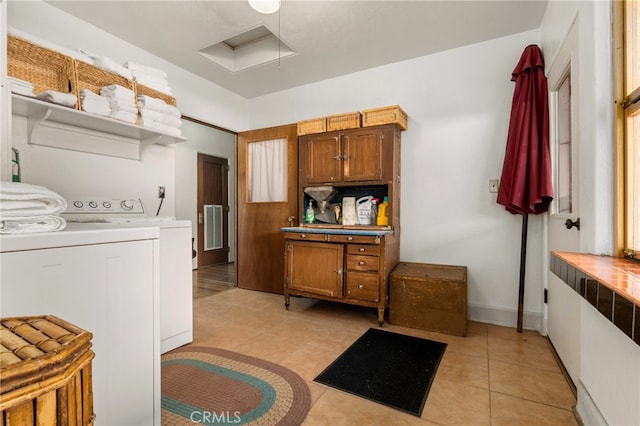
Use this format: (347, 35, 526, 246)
(1, 222, 161, 425)
(62, 198, 193, 354)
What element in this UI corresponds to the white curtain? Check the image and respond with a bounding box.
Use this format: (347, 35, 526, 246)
(248, 138, 286, 202)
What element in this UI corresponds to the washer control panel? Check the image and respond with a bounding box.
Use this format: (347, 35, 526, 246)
(65, 198, 145, 215)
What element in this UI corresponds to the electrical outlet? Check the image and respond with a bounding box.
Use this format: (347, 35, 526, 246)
(489, 179, 499, 193)
(158, 186, 165, 198)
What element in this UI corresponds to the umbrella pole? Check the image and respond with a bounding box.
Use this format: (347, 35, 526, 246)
(517, 213, 528, 332)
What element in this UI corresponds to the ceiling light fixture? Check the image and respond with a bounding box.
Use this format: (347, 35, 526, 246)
(248, 0, 280, 14)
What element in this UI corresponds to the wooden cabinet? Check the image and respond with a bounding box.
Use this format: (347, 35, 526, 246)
(285, 122, 403, 324)
(299, 125, 398, 185)
(284, 232, 399, 325)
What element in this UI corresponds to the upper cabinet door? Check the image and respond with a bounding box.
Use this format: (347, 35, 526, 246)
(302, 132, 343, 183)
(300, 126, 391, 185)
(342, 128, 383, 182)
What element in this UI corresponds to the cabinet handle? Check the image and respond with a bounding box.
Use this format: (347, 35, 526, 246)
(300, 234, 306, 238)
(359, 261, 365, 265)
(336, 269, 343, 275)
(358, 284, 364, 289)
(359, 247, 365, 252)
(347, 236, 353, 241)
(334, 155, 342, 160)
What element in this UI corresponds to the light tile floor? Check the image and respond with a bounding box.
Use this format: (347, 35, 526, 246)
(191, 266, 578, 425)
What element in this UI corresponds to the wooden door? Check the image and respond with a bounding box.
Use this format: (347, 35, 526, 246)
(197, 153, 229, 267)
(343, 127, 383, 182)
(237, 124, 298, 294)
(285, 240, 344, 297)
(301, 132, 342, 184)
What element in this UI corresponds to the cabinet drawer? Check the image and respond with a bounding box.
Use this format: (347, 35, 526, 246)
(327, 234, 379, 244)
(284, 232, 327, 242)
(347, 244, 380, 256)
(346, 255, 379, 271)
(345, 272, 379, 302)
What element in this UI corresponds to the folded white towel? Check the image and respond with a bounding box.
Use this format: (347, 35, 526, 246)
(139, 118, 182, 137)
(140, 109, 182, 129)
(109, 110, 138, 124)
(125, 61, 168, 79)
(0, 215, 67, 234)
(91, 56, 133, 81)
(81, 99, 111, 116)
(8, 27, 94, 65)
(79, 88, 103, 99)
(137, 95, 181, 118)
(109, 103, 138, 114)
(36, 90, 77, 108)
(0, 181, 67, 216)
(101, 84, 136, 100)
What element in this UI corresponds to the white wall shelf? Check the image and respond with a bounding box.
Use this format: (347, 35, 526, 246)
(11, 94, 186, 160)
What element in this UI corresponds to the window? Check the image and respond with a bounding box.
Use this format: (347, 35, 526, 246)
(617, 0, 640, 258)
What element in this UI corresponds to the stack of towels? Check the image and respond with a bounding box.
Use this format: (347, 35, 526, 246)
(137, 95, 182, 137)
(79, 89, 110, 116)
(0, 181, 67, 234)
(8, 76, 34, 97)
(126, 61, 173, 96)
(100, 84, 138, 124)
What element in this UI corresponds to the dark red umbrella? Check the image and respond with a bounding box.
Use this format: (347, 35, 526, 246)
(497, 45, 553, 332)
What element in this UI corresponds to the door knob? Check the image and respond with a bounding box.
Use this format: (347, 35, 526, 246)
(565, 218, 580, 231)
(198, 213, 203, 224)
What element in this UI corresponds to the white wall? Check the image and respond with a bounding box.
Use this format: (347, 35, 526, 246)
(6, 1, 248, 215)
(248, 30, 546, 329)
(176, 120, 236, 268)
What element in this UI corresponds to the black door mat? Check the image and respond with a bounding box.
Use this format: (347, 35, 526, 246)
(314, 328, 447, 416)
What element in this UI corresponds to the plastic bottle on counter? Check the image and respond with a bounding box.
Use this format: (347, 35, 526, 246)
(305, 200, 315, 224)
(376, 196, 389, 226)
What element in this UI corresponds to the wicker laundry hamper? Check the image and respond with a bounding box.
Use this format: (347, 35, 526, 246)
(0, 315, 95, 425)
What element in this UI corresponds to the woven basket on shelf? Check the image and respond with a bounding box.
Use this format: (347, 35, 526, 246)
(0, 315, 95, 425)
(7, 35, 77, 99)
(362, 105, 408, 130)
(135, 82, 176, 107)
(326, 111, 362, 131)
(297, 117, 327, 136)
(75, 60, 135, 100)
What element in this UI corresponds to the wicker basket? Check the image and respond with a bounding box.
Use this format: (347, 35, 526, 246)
(362, 105, 408, 130)
(326, 111, 362, 131)
(75, 60, 135, 109)
(135, 82, 176, 107)
(297, 117, 327, 136)
(7, 35, 77, 100)
(0, 315, 95, 425)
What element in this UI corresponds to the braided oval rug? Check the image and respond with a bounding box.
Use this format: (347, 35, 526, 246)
(161, 346, 311, 425)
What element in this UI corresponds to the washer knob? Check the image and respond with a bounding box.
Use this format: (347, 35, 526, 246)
(88, 201, 98, 208)
(121, 200, 134, 210)
(73, 201, 83, 208)
(103, 201, 112, 209)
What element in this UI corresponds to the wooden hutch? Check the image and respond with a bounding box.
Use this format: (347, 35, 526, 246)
(283, 107, 406, 325)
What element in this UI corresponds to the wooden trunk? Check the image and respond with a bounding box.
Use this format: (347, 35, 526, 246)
(389, 262, 468, 336)
(0, 315, 95, 425)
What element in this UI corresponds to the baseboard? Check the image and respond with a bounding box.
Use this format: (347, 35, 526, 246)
(468, 303, 544, 332)
(575, 380, 607, 425)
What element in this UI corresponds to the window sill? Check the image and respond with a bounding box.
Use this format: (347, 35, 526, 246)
(550, 251, 639, 345)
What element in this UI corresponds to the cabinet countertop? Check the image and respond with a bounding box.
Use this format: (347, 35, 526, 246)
(281, 226, 393, 236)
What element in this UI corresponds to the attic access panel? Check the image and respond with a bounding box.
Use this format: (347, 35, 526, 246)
(198, 24, 295, 73)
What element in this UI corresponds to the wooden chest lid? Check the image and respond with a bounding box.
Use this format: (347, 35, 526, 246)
(391, 262, 467, 282)
(0, 315, 93, 395)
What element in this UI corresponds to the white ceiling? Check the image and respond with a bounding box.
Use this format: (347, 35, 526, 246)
(46, 0, 548, 99)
